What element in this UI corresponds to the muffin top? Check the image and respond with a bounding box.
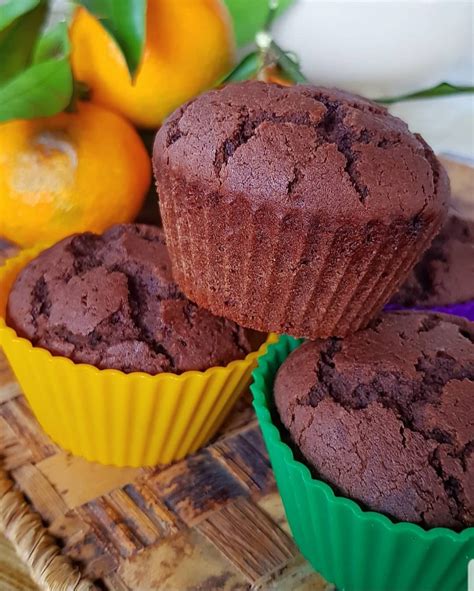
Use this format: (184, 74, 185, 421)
(7, 224, 260, 374)
(154, 81, 448, 223)
(392, 215, 474, 307)
(274, 312, 474, 529)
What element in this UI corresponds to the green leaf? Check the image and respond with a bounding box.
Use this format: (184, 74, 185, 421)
(0, 0, 47, 84)
(0, 0, 40, 30)
(33, 19, 70, 63)
(77, 0, 146, 77)
(218, 51, 259, 84)
(0, 22, 73, 122)
(0, 60, 72, 122)
(378, 82, 474, 104)
(223, 0, 294, 47)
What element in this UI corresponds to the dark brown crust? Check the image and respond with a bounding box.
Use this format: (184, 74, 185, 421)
(155, 82, 448, 221)
(392, 215, 474, 307)
(153, 82, 449, 339)
(274, 312, 474, 529)
(7, 224, 261, 374)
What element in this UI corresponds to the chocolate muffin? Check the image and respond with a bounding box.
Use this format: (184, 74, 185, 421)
(153, 81, 449, 339)
(392, 215, 474, 307)
(7, 224, 261, 374)
(274, 312, 474, 529)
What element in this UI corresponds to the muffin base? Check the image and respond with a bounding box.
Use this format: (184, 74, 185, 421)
(160, 189, 445, 339)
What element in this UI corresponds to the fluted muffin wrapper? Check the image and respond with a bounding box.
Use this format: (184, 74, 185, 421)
(0, 248, 273, 467)
(251, 335, 474, 591)
(161, 194, 444, 339)
(385, 300, 474, 322)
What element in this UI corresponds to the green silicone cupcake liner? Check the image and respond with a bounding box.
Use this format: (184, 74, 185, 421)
(251, 335, 474, 591)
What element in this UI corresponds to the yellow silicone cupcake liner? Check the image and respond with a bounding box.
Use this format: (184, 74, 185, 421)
(0, 247, 274, 467)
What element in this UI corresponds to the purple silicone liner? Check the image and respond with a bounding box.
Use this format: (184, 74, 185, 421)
(385, 299, 474, 322)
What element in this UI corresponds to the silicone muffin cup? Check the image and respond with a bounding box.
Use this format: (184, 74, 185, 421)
(0, 247, 272, 467)
(251, 335, 474, 591)
(386, 300, 474, 322)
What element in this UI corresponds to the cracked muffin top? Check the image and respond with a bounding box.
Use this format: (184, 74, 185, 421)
(392, 215, 474, 307)
(274, 312, 474, 529)
(7, 224, 262, 374)
(154, 81, 448, 223)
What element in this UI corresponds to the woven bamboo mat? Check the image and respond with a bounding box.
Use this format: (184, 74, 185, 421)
(0, 157, 471, 590)
(0, 535, 39, 591)
(0, 352, 332, 591)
